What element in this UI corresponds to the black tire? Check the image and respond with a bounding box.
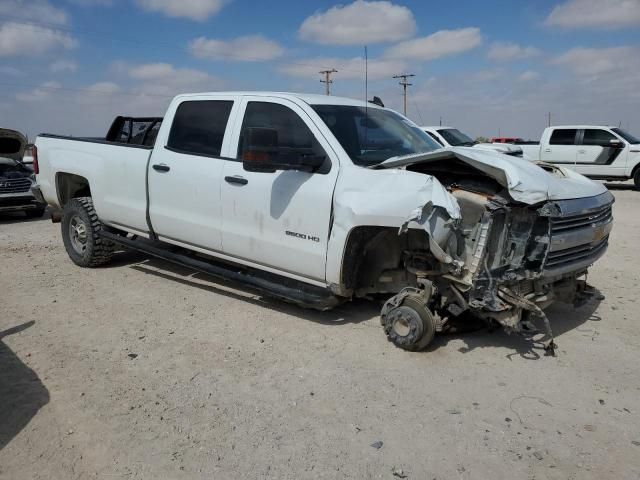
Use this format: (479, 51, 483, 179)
(634, 168, 640, 191)
(382, 295, 436, 351)
(25, 207, 46, 218)
(61, 197, 114, 267)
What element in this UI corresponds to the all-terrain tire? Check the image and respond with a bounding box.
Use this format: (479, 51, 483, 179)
(61, 197, 114, 267)
(382, 295, 436, 351)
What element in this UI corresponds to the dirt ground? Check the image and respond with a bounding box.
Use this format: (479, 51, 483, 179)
(1, 185, 639, 479)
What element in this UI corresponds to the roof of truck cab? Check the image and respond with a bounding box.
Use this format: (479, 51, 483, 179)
(547, 125, 616, 129)
(173, 91, 380, 109)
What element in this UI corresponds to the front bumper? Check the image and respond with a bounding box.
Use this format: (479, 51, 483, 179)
(0, 184, 46, 213)
(542, 191, 614, 278)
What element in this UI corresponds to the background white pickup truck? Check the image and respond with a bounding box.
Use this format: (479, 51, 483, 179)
(421, 126, 524, 156)
(33, 92, 613, 352)
(517, 126, 640, 189)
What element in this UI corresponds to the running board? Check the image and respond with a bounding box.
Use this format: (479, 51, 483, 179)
(99, 230, 341, 310)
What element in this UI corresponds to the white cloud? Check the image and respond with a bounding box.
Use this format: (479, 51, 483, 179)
(487, 42, 540, 62)
(553, 46, 640, 76)
(0, 0, 68, 25)
(189, 35, 284, 62)
(518, 71, 540, 82)
(50, 60, 78, 73)
(135, 0, 225, 21)
(383, 28, 482, 61)
(0, 22, 76, 57)
(298, 0, 416, 45)
(279, 56, 406, 81)
(127, 62, 224, 95)
(545, 0, 640, 29)
(16, 81, 62, 102)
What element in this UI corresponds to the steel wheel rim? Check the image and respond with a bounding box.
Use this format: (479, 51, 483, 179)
(69, 215, 88, 254)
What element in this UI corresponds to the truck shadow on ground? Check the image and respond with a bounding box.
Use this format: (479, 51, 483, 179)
(0, 321, 49, 451)
(110, 251, 603, 357)
(0, 209, 50, 225)
(427, 294, 603, 360)
(111, 252, 378, 325)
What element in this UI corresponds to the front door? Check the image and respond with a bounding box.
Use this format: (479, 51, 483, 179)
(148, 97, 238, 252)
(575, 128, 626, 176)
(220, 97, 339, 282)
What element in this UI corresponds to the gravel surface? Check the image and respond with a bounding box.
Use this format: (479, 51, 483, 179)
(1, 185, 639, 479)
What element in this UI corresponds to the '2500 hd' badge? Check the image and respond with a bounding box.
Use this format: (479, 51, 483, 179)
(286, 230, 320, 243)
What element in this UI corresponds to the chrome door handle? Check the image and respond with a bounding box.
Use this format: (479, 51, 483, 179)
(544, 148, 551, 153)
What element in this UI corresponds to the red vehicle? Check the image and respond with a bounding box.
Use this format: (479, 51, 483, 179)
(490, 137, 525, 144)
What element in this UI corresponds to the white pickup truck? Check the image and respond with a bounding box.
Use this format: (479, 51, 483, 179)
(421, 126, 524, 157)
(33, 92, 614, 352)
(517, 126, 640, 189)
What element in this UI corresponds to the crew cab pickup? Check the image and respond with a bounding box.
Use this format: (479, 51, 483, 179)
(33, 92, 613, 352)
(517, 126, 640, 189)
(421, 126, 524, 157)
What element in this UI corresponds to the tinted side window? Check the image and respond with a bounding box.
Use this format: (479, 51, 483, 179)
(168, 100, 233, 157)
(549, 129, 578, 145)
(238, 102, 325, 164)
(582, 129, 617, 146)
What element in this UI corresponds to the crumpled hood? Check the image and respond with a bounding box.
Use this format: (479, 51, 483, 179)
(378, 146, 608, 205)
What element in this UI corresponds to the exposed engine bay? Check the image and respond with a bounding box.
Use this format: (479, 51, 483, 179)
(358, 152, 614, 354)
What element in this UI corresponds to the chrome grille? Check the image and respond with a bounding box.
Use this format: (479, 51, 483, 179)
(550, 204, 612, 233)
(0, 178, 32, 194)
(546, 235, 609, 268)
(543, 192, 614, 277)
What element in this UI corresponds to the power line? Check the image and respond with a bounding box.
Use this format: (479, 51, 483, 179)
(392, 73, 415, 116)
(319, 69, 337, 95)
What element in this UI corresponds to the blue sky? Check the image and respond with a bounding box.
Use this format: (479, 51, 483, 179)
(1, 0, 640, 139)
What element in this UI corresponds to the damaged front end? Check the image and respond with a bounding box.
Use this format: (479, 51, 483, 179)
(374, 148, 614, 353)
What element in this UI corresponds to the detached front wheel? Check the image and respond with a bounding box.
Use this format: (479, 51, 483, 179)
(382, 294, 436, 351)
(61, 197, 113, 267)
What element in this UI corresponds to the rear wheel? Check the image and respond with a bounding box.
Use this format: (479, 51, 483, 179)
(382, 295, 436, 351)
(633, 168, 640, 191)
(61, 197, 114, 267)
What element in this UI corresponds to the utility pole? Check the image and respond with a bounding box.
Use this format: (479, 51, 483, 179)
(393, 73, 415, 116)
(319, 69, 337, 95)
(547, 112, 552, 127)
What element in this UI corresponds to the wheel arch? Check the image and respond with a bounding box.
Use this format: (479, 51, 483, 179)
(56, 172, 91, 207)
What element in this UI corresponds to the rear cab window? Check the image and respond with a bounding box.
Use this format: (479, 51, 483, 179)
(549, 129, 578, 145)
(167, 100, 234, 157)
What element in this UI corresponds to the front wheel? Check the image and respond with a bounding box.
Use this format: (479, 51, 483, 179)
(382, 295, 436, 351)
(61, 197, 114, 267)
(633, 168, 640, 191)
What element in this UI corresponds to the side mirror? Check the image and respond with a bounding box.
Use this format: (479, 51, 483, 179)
(609, 138, 624, 148)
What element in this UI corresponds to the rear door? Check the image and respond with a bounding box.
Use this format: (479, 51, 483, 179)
(220, 97, 339, 282)
(576, 128, 627, 176)
(148, 97, 238, 252)
(541, 128, 578, 165)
